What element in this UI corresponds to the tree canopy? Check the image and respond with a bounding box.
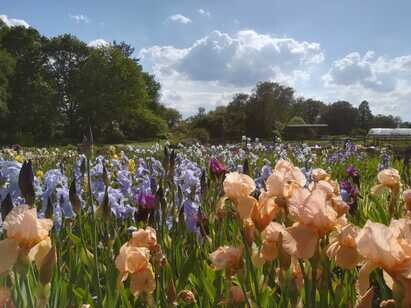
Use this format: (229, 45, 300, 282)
(187, 81, 404, 141)
(0, 24, 180, 145)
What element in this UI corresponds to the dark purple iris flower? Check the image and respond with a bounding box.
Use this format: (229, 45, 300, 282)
(340, 180, 359, 213)
(346, 166, 359, 178)
(209, 158, 227, 176)
(346, 165, 360, 186)
(135, 191, 157, 209)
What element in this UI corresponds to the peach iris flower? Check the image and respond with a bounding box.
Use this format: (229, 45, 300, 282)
(229, 286, 245, 304)
(311, 168, 330, 182)
(265, 160, 306, 200)
(356, 220, 411, 305)
(129, 266, 156, 298)
(129, 227, 158, 252)
(4, 205, 53, 249)
(327, 219, 362, 269)
(252, 160, 306, 230)
(223, 172, 256, 201)
(115, 227, 157, 297)
(287, 181, 340, 259)
(252, 192, 279, 231)
(0, 205, 53, 275)
(0, 287, 13, 308)
(115, 245, 151, 282)
(371, 168, 401, 195)
(260, 222, 296, 261)
(209, 246, 243, 272)
(223, 161, 308, 231)
(223, 172, 257, 220)
(403, 189, 411, 211)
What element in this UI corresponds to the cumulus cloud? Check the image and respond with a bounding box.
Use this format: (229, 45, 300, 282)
(69, 14, 90, 24)
(322, 51, 411, 118)
(140, 29, 411, 120)
(87, 39, 110, 48)
(140, 30, 324, 87)
(139, 29, 323, 116)
(166, 14, 192, 24)
(0, 14, 30, 28)
(197, 9, 211, 17)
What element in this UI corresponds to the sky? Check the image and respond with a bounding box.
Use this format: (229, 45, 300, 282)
(1, 0, 411, 119)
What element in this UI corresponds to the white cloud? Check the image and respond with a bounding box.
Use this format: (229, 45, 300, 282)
(87, 39, 110, 48)
(197, 9, 211, 17)
(167, 14, 192, 24)
(0, 14, 30, 28)
(140, 30, 324, 87)
(322, 51, 411, 119)
(69, 14, 90, 24)
(139, 29, 324, 116)
(140, 29, 411, 121)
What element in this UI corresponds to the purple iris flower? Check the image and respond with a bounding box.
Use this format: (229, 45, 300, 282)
(346, 165, 361, 186)
(346, 166, 359, 178)
(117, 170, 132, 196)
(183, 199, 200, 235)
(340, 180, 359, 213)
(378, 153, 390, 171)
(135, 191, 157, 209)
(209, 158, 227, 176)
(97, 187, 135, 220)
(39, 168, 75, 231)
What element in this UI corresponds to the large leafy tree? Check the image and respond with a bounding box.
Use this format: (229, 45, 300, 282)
(246, 82, 295, 137)
(358, 100, 373, 131)
(0, 24, 177, 144)
(43, 34, 89, 138)
(0, 49, 15, 114)
(1, 26, 58, 144)
(292, 98, 327, 124)
(74, 46, 167, 141)
(321, 101, 359, 135)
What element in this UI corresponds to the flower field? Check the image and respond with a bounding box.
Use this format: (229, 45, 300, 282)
(1, 139, 411, 307)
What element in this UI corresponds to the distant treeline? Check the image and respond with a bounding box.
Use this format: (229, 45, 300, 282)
(0, 20, 181, 145)
(181, 81, 410, 142)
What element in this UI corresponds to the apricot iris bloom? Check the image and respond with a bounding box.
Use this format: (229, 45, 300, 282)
(0, 205, 53, 275)
(115, 227, 158, 297)
(209, 246, 243, 272)
(356, 220, 411, 305)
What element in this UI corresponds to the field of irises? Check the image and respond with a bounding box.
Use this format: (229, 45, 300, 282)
(0, 139, 411, 307)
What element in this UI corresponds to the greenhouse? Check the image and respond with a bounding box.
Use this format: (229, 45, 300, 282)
(368, 128, 411, 140)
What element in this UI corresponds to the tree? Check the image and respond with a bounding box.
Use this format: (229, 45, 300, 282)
(292, 98, 327, 124)
(0, 26, 58, 144)
(371, 114, 400, 128)
(0, 49, 15, 114)
(0, 24, 176, 144)
(142, 73, 161, 111)
(113, 41, 135, 59)
(225, 94, 248, 139)
(74, 46, 150, 139)
(44, 34, 90, 139)
(321, 101, 358, 135)
(247, 82, 295, 138)
(358, 100, 373, 131)
(157, 106, 181, 128)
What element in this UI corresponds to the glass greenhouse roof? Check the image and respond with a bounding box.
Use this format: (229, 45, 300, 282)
(368, 128, 411, 139)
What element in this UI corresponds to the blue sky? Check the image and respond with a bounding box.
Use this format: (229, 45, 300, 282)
(2, 0, 411, 119)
